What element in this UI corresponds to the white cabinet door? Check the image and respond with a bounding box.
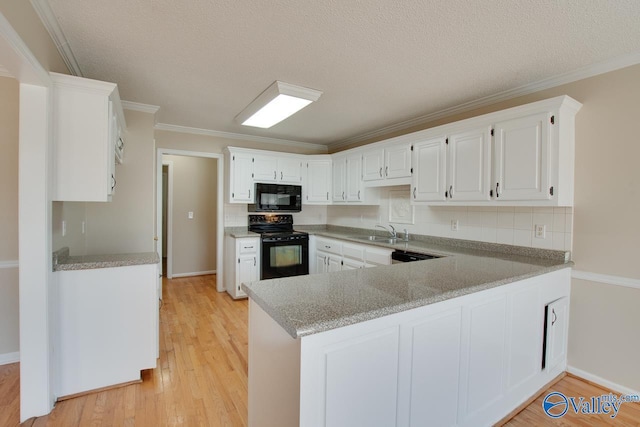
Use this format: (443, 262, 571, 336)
(279, 157, 302, 184)
(412, 136, 447, 202)
(314, 252, 328, 274)
(229, 152, 254, 203)
(327, 256, 342, 272)
(385, 143, 412, 179)
(253, 154, 278, 182)
(401, 308, 462, 427)
(226, 236, 259, 299)
(305, 159, 332, 204)
(345, 154, 363, 202)
(332, 157, 346, 202)
(493, 112, 551, 201)
(544, 297, 569, 372)
(323, 328, 400, 427)
(237, 255, 257, 297)
(448, 126, 492, 201)
(458, 295, 507, 422)
(362, 148, 384, 181)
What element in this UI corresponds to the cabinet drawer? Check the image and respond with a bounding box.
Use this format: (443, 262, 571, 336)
(316, 238, 342, 256)
(239, 239, 259, 254)
(343, 243, 365, 261)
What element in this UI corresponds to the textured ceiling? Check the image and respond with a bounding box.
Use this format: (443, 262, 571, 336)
(45, 0, 640, 146)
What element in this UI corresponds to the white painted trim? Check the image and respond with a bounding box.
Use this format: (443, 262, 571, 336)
(0, 11, 51, 85)
(162, 160, 174, 279)
(567, 366, 640, 397)
(121, 100, 160, 114)
(157, 148, 225, 292)
(0, 260, 19, 269)
(30, 0, 82, 76)
(155, 122, 328, 153)
(0, 65, 12, 78)
(329, 50, 640, 149)
(170, 270, 217, 278)
(572, 270, 640, 291)
(0, 352, 20, 365)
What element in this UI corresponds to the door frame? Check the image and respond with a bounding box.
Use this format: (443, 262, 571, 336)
(161, 160, 174, 279)
(156, 148, 224, 292)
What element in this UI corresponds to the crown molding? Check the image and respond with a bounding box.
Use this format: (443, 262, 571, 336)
(121, 100, 160, 114)
(155, 123, 328, 152)
(30, 0, 83, 76)
(0, 66, 12, 78)
(329, 50, 640, 150)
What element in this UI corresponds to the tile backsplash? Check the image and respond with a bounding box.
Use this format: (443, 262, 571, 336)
(327, 187, 573, 252)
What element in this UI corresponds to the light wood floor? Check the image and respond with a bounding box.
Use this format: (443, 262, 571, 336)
(0, 274, 638, 426)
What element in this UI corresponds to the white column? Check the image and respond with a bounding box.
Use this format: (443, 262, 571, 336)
(19, 83, 54, 420)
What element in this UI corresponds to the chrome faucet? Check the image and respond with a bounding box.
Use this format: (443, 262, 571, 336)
(375, 224, 397, 239)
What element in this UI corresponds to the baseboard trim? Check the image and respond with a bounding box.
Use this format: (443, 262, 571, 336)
(567, 365, 640, 396)
(572, 270, 640, 290)
(171, 270, 217, 278)
(0, 351, 20, 365)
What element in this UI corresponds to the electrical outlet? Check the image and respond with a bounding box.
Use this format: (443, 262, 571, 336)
(188, 211, 194, 219)
(535, 224, 546, 239)
(451, 219, 458, 231)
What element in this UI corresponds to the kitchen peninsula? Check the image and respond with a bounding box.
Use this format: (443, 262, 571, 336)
(243, 229, 571, 426)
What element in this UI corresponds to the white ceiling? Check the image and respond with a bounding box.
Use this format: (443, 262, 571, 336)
(39, 0, 640, 147)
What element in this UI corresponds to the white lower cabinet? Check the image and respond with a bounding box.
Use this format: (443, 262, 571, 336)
(225, 235, 260, 299)
(312, 237, 392, 273)
(54, 263, 159, 398)
(249, 268, 571, 427)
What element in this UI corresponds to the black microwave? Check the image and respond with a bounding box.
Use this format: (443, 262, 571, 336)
(249, 183, 302, 212)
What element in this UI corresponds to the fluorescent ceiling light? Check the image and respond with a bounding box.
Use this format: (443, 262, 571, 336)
(236, 81, 322, 128)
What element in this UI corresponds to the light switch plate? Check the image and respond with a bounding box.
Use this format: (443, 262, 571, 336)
(188, 211, 194, 219)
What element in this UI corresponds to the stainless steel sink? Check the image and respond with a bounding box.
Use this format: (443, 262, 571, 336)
(352, 235, 401, 244)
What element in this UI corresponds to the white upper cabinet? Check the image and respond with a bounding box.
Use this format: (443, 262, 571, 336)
(410, 95, 581, 206)
(448, 126, 492, 202)
(51, 73, 126, 202)
(333, 153, 379, 204)
(226, 150, 254, 203)
(253, 154, 302, 184)
(361, 143, 412, 186)
(345, 153, 363, 202)
(493, 112, 551, 201)
(362, 148, 385, 181)
(332, 155, 347, 203)
(412, 136, 447, 202)
(303, 157, 332, 204)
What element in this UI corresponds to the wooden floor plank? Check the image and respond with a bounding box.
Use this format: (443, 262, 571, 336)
(1, 274, 638, 426)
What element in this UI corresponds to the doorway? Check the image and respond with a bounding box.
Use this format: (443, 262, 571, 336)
(156, 149, 224, 292)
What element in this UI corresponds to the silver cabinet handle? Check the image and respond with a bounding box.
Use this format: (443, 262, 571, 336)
(248, 188, 251, 199)
(281, 171, 283, 180)
(326, 191, 329, 200)
(342, 191, 345, 200)
(379, 167, 383, 177)
(551, 308, 557, 326)
(358, 190, 361, 200)
(413, 187, 416, 199)
(496, 182, 500, 198)
(385, 166, 388, 177)
(449, 185, 453, 199)
(274, 170, 277, 179)
(254, 257, 256, 266)
(111, 174, 116, 191)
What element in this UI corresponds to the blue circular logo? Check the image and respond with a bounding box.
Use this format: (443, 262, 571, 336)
(543, 392, 568, 418)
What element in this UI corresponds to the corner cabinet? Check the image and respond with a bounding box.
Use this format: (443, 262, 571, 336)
(332, 153, 379, 205)
(51, 73, 126, 202)
(224, 235, 260, 299)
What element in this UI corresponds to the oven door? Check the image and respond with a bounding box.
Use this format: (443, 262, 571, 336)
(261, 237, 309, 280)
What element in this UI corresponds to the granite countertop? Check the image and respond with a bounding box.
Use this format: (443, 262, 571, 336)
(242, 226, 572, 339)
(224, 227, 260, 238)
(53, 247, 160, 271)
